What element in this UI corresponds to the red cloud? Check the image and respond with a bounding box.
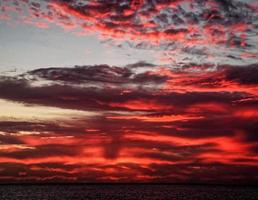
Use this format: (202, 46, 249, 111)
(1, 0, 257, 65)
(0, 0, 258, 183)
(0, 62, 258, 183)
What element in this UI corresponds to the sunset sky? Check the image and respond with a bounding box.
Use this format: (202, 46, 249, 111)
(0, 0, 258, 184)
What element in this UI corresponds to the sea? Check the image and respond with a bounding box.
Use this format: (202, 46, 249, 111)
(0, 184, 257, 200)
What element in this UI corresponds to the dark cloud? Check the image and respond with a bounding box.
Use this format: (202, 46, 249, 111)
(0, 134, 23, 145)
(176, 64, 258, 88)
(224, 64, 258, 85)
(26, 65, 132, 84)
(0, 75, 248, 112)
(0, 144, 82, 159)
(0, 121, 60, 134)
(24, 63, 167, 85)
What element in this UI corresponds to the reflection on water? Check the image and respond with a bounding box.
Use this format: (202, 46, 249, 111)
(0, 184, 257, 200)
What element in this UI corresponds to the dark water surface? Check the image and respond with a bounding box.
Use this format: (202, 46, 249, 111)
(0, 184, 257, 200)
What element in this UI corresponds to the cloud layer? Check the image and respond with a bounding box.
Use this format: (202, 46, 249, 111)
(0, 62, 257, 183)
(0, 0, 257, 65)
(0, 0, 257, 184)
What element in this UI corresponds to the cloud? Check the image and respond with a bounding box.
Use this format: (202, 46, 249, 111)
(25, 63, 166, 84)
(1, 0, 257, 65)
(0, 0, 257, 183)
(1, 64, 254, 113)
(223, 64, 258, 85)
(0, 62, 258, 183)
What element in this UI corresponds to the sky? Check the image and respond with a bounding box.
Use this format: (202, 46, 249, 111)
(0, 0, 257, 184)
